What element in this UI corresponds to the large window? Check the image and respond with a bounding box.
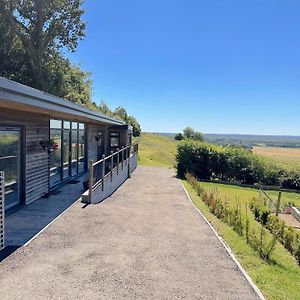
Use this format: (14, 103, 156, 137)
(49, 119, 85, 188)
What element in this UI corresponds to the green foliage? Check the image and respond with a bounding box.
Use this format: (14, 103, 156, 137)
(284, 226, 295, 253)
(176, 139, 300, 190)
(0, 0, 142, 133)
(267, 215, 285, 242)
(184, 180, 300, 300)
(182, 127, 204, 141)
(249, 198, 271, 225)
(97, 103, 141, 137)
(186, 173, 277, 261)
(174, 133, 183, 141)
(0, 0, 85, 91)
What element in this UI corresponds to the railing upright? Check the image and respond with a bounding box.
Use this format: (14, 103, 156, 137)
(0, 171, 4, 251)
(121, 146, 124, 170)
(89, 160, 94, 202)
(86, 142, 138, 203)
(101, 154, 105, 191)
(117, 148, 119, 175)
(110, 151, 113, 182)
(128, 144, 131, 178)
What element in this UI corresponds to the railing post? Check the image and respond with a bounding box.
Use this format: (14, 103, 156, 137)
(110, 151, 113, 182)
(121, 146, 124, 170)
(89, 160, 94, 203)
(276, 191, 282, 216)
(117, 148, 119, 175)
(128, 145, 131, 178)
(102, 154, 105, 191)
(0, 171, 5, 251)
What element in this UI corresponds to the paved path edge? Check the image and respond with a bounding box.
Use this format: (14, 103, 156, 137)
(180, 181, 266, 300)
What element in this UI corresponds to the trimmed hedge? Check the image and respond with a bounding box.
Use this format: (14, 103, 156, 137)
(176, 140, 300, 190)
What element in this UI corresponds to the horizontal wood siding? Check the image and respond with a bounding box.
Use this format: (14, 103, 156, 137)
(25, 124, 49, 204)
(0, 108, 50, 204)
(87, 124, 107, 163)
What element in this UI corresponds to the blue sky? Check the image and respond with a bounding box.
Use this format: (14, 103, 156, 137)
(68, 0, 300, 135)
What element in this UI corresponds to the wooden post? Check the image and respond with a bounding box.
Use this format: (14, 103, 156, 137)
(128, 145, 131, 178)
(110, 151, 113, 182)
(276, 191, 282, 216)
(117, 148, 119, 175)
(89, 160, 94, 203)
(101, 154, 105, 191)
(121, 146, 124, 170)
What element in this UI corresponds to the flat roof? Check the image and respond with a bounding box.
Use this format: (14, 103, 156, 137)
(0, 77, 125, 126)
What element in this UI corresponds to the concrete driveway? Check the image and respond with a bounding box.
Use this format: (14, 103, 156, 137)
(0, 166, 260, 300)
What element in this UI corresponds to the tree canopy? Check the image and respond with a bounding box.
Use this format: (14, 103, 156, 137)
(0, 0, 141, 136)
(175, 127, 204, 142)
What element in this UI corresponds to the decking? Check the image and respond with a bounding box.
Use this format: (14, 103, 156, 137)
(0, 166, 260, 300)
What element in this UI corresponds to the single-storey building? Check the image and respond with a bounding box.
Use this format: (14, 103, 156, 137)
(0, 77, 135, 214)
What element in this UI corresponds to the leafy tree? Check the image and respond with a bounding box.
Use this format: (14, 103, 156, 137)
(183, 127, 195, 139)
(60, 62, 93, 107)
(182, 127, 204, 142)
(114, 106, 129, 122)
(98, 100, 113, 116)
(127, 116, 141, 137)
(0, 0, 85, 91)
(193, 131, 204, 142)
(175, 133, 183, 141)
(0, 1, 142, 133)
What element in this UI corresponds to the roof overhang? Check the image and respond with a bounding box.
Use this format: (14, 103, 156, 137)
(109, 124, 132, 131)
(0, 77, 125, 126)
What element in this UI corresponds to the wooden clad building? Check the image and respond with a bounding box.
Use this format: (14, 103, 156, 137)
(0, 77, 131, 213)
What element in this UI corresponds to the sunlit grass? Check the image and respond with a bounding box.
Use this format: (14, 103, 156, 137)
(183, 181, 300, 300)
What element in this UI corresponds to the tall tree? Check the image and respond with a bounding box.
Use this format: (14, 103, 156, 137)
(0, 0, 85, 91)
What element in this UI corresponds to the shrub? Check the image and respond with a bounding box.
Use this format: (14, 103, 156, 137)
(248, 226, 277, 260)
(294, 233, 300, 266)
(267, 215, 285, 242)
(284, 226, 296, 254)
(249, 198, 271, 225)
(176, 140, 300, 189)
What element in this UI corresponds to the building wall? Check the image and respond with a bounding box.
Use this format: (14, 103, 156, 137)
(87, 124, 108, 163)
(0, 108, 49, 204)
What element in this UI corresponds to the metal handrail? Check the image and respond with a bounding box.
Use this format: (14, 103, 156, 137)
(88, 142, 139, 202)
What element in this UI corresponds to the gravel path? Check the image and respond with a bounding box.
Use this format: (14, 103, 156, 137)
(0, 166, 260, 299)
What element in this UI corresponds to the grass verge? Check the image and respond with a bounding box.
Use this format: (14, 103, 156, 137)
(182, 180, 300, 300)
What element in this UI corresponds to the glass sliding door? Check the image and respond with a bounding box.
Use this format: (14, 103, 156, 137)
(0, 127, 21, 210)
(50, 120, 62, 186)
(50, 119, 86, 189)
(62, 128, 71, 180)
(71, 123, 78, 176)
(78, 123, 85, 173)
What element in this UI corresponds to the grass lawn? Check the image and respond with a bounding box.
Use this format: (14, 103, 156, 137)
(136, 133, 177, 168)
(199, 181, 300, 208)
(183, 180, 300, 300)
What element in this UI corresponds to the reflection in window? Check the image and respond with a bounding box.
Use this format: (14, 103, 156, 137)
(50, 120, 85, 188)
(71, 130, 78, 176)
(78, 128, 85, 173)
(110, 132, 120, 148)
(49, 128, 62, 186)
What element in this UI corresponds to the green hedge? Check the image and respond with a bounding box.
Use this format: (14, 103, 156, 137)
(176, 140, 300, 190)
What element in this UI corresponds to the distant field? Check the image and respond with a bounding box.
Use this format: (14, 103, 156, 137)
(253, 146, 300, 171)
(137, 133, 177, 168)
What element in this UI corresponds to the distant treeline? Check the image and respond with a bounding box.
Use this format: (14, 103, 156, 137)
(154, 132, 300, 148)
(176, 140, 300, 190)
